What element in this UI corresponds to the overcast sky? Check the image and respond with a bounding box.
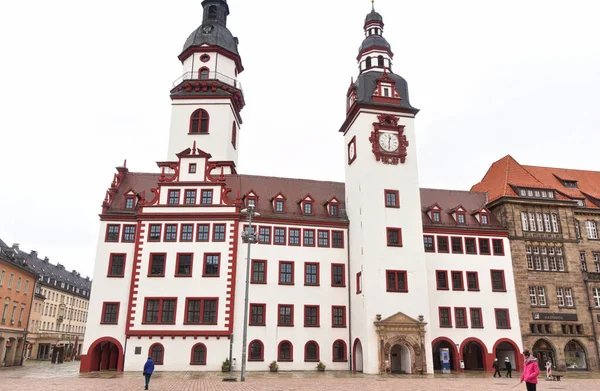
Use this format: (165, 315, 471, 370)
(1, 0, 599, 278)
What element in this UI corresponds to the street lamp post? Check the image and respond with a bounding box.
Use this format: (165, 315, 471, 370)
(240, 205, 259, 382)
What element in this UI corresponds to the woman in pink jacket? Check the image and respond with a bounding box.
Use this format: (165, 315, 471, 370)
(520, 350, 540, 391)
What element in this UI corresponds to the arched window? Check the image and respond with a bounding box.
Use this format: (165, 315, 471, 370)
(304, 341, 319, 362)
(149, 343, 164, 365)
(378, 55, 384, 67)
(231, 122, 237, 149)
(208, 5, 217, 18)
(332, 340, 347, 362)
(278, 341, 293, 362)
(366, 57, 372, 69)
(190, 343, 207, 365)
(249, 340, 264, 361)
(199, 67, 209, 80)
(190, 109, 210, 134)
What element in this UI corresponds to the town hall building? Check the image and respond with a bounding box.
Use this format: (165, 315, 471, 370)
(79, 0, 524, 374)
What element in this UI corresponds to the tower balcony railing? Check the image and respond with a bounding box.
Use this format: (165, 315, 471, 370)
(172, 71, 243, 93)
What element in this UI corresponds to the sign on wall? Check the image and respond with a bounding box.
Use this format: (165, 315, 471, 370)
(532, 313, 578, 322)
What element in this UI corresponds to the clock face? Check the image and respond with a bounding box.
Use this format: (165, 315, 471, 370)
(348, 139, 356, 164)
(379, 133, 399, 152)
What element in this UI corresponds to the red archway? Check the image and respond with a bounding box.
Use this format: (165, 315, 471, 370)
(432, 337, 459, 372)
(79, 337, 124, 373)
(352, 338, 363, 372)
(459, 337, 489, 371)
(492, 338, 522, 371)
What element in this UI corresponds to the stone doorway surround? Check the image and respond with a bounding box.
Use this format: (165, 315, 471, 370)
(375, 312, 428, 374)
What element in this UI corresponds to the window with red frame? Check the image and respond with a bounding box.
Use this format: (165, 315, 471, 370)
(144, 298, 176, 324)
(332, 306, 346, 328)
(274, 227, 286, 245)
(190, 109, 209, 134)
(465, 238, 477, 254)
(150, 344, 164, 365)
(279, 261, 294, 285)
(455, 308, 467, 328)
(432, 211, 441, 223)
(258, 227, 271, 244)
(122, 225, 136, 242)
(101, 302, 119, 324)
(196, 224, 210, 242)
(481, 213, 489, 225)
(304, 263, 319, 286)
(164, 224, 177, 242)
(356, 272, 362, 293)
(249, 304, 266, 326)
(304, 305, 319, 327)
(303, 230, 315, 246)
(203, 254, 220, 277)
(188, 163, 197, 174)
(274, 199, 284, 213)
(495, 309, 510, 329)
(201, 190, 213, 205)
(479, 238, 491, 255)
(278, 341, 292, 362)
(387, 228, 402, 247)
(185, 298, 217, 324)
(106, 225, 120, 242)
(213, 224, 226, 241)
(439, 307, 452, 328)
(149, 224, 161, 241)
(231, 122, 237, 149)
(199, 67, 209, 80)
(423, 236, 435, 252)
(251, 260, 266, 284)
(289, 228, 300, 245)
(329, 203, 339, 217)
(470, 308, 483, 328)
(249, 340, 263, 361)
(331, 264, 345, 287)
(437, 236, 449, 253)
(303, 201, 313, 215)
(436, 271, 449, 290)
(168, 190, 180, 205)
(333, 340, 347, 362)
(175, 253, 193, 277)
(384, 190, 400, 208)
(451, 271, 464, 290)
(190, 344, 207, 365)
(491, 270, 506, 292)
(332, 231, 344, 248)
(184, 190, 196, 205)
(180, 224, 194, 242)
(466, 272, 479, 291)
(386, 270, 407, 292)
(457, 213, 466, 224)
(107, 254, 125, 277)
(278, 304, 293, 326)
(304, 341, 319, 361)
(241, 225, 256, 243)
(451, 237, 463, 253)
(492, 239, 505, 255)
(149, 254, 166, 277)
(318, 230, 330, 247)
(125, 197, 135, 209)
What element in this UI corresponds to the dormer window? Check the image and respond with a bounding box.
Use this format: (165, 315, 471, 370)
(330, 204, 339, 217)
(304, 202, 313, 215)
(457, 213, 466, 224)
(481, 214, 489, 225)
(125, 196, 135, 210)
(576, 199, 586, 208)
(432, 211, 441, 223)
(563, 180, 578, 188)
(275, 200, 284, 213)
(189, 163, 197, 174)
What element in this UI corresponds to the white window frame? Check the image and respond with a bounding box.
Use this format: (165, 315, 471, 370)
(521, 212, 529, 231)
(575, 221, 581, 239)
(537, 213, 544, 232)
(593, 288, 600, 307)
(557, 256, 565, 271)
(594, 254, 600, 273)
(534, 255, 542, 271)
(529, 287, 537, 305)
(529, 213, 537, 231)
(538, 287, 547, 306)
(556, 287, 564, 307)
(543, 214, 552, 232)
(551, 214, 559, 233)
(586, 220, 598, 239)
(565, 288, 574, 307)
(0, 270, 4, 286)
(8, 274, 14, 289)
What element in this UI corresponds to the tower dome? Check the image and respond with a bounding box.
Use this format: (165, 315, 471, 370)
(181, 0, 240, 56)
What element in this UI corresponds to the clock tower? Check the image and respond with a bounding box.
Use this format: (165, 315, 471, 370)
(340, 6, 434, 374)
(167, 0, 245, 164)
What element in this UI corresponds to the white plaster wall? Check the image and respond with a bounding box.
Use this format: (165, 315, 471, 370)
(182, 52, 238, 82)
(158, 185, 226, 206)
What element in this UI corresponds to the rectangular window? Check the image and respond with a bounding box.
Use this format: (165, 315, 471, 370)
(556, 287, 564, 307)
(318, 230, 330, 247)
(481, 214, 489, 225)
(451, 271, 464, 290)
(593, 288, 600, 307)
(303, 202, 313, 215)
(529, 287, 538, 306)
(455, 308, 467, 328)
(175, 253, 193, 277)
(538, 287, 547, 306)
(275, 199, 284, 213)
(465, 238, 477, 254)
(212, 224, 226, 241)
(470, 308, 483, 328)
(384, 190, 400, 208)
(185, 190, 197, 205)
(249, 304, 266, 326)
(125, 197, 134, 209)
(332, 231, 344, 248)
(529, 212, 536, 231)
(451, 237, 463, 253)
(478, 238, 491, 255)
(437, 236, 449, 253)
(143, 298, 177, 324)
(521, 212, 529, 231)
(303, 229, 315, 246)
(551, 214, 559, 233)
(492, 239, 504, 255)
(203, 254, 220, 276)
(386, 270, 408, 292)
(329, 204, 339, 217)
(251, 260, 266, 284)
(108, 254, 126, 277)
(586, 220, 598, 239)
(185, 298, 218, 324)
(332, 306, 346, 328)
(423, 236, 435, 252)
(491, 270, 506, 292)
(289, 229, 300, 246)
(356, 271, 362, 294)
(580, 252, 588, 272)
(168, 190, 180, 205)
(258, 227, 271, 244)
(594, 253, 600, 273)
(148, 254, 166, 277)
(387, 228, 403, 247)
(432, 211, 441, 223)
(122, 225, 136, 242)
(537, 213, 544, 232)
(457, 213, 466, 224)
(196, 224, 210, 242)
(101, 302, 120, 324)
(304, 305, 319, 327)
(439, 307, 452, 328)
(180, 224, 194, 242)
(106, 225, 120, 242)
(543, 213, 552, 232)
(279, 261, 294, 285)
(188, 163, 196, 174)
(201, 190, 213, 205)
(274, 227, 286, 245)
(565, 288, 574, 307)
(495, 309, 510, 329)
(304, 262, 319, 286)
(331, 264, 345, 287)
(436, 270, 449, 290)
(466, 272, 479, 291)
(149, 224, 161, 241)
(164, 224, 177, 242)
(278, 304, 293, 326)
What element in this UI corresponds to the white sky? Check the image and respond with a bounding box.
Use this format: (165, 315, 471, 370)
(1, 0, 599, 278)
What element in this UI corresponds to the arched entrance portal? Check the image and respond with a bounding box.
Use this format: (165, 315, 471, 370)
(533, 339, 556, 371)
(432, 338, 458, 371)
(565, 340, 588, 370)
(80, 337, 124, 372)
(462, 341, 485, 370)
(493, 339, 521, 371)
(390, 344, 411, 374)
(353, 339, 363, 372)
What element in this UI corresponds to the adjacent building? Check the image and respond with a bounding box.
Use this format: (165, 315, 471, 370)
(80, 1, 523, 374)
(472, 155, 600, 371)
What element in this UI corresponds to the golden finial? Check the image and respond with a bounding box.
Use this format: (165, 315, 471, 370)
(372, 0, 375, 11)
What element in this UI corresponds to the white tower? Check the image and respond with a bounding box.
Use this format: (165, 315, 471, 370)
(167, 0, 245, 163)
(340, 6, 434, 375)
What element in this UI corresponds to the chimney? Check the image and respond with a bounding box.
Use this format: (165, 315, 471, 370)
(12, 243, 19, 250)
(57, 263, 65, 270)
(86, 276, 90, 281)
(30, 250, 38, 258)
(43, 257, 50, 263)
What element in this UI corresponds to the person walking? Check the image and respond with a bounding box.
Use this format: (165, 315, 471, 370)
(504, 357, 512, 378)
(493, 358, 502, 377)
(520, 350, 540, 391)
(143, 356, 155, 390)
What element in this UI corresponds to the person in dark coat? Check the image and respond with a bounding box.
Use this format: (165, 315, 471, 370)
(505, 357, 513, 378)
(493, 358, 502, 377)
(143, 356, 155, 390)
